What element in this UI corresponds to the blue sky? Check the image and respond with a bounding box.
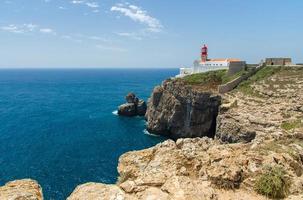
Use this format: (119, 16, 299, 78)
(0, 0, 302, 68)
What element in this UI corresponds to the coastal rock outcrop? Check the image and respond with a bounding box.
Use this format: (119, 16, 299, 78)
(67, 137, 303, 200)
(0, 179, 43, 200)
(145, 79, 221, 139)
(118, 93, 147, 117)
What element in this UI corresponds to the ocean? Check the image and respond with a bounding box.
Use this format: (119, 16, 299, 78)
(0, 68, 178, 200)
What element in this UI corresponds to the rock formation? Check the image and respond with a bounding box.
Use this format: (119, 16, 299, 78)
(145, 79, 221, 139)
(0, 179, 43, 200)
(118, 93, 147, 117)
(67, 137, 303, 200)
(4, 67, 303, 200)
(216, 67, 303, 143)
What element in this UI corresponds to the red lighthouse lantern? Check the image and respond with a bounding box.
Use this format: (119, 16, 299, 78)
(201, 44, 208, 62)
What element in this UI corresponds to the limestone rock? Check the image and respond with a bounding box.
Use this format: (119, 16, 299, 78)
(125, 92, 138, 104)
(137, 100, 147, 116)
(118, 103, 137, 117)
(0, 179, 43, 200)
(67, 183, 128, 200)
(118, 93, 147, 117)
(145, 79, 221, 139)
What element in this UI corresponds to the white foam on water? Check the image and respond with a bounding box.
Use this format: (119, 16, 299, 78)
(112, 110, 118, 115)
(143, 129, 160, 137)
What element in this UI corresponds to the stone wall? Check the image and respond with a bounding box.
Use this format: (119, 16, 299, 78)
(227, 61, 246, 75)
(265, 58, 292, 66)
(218, 64, 265, 94)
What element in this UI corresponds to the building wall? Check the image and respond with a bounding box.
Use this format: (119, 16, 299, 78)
(228, 61, 246, 75)
(193, 61, 228, 73)
(265, 58, 292, 66)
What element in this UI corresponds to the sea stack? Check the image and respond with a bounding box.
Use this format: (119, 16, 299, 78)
(118, 93, 147, 117)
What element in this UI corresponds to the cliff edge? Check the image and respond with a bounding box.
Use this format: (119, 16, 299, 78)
(145, 78, 221, 139)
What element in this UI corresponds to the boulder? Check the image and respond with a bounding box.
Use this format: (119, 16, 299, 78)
(118, 93, 147, 117)
(118, 103, 137, 117)
(126, 93, 138, 104)
(0, 179, 43, 200)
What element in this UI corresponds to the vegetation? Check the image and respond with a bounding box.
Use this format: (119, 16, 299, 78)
(255, 166, 290, 199)
(183, 68, 247, 86)
(222, 69, 247, 84)
(281, 119, 302, 131)
(183, 69, 227, 85)
(237, 66, 282, 96)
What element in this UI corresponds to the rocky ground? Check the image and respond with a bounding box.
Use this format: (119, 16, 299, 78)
(217, 66, 303, 144)
(1, 66, 302, 199)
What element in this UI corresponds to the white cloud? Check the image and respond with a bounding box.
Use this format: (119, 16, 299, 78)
(111, 3, 163, 33)
(96, 44, 127, 52)
(116, 32, 142, 40)
(40, 28, 56, 35)
(0, 23, 37, 34)
(70, 0, 99, 9)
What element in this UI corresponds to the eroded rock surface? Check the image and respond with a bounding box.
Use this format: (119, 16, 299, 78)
(118, 93, 147, 117)
(67, 137, 303, 199)
(145, 79, 221, 139)
(217, 67, 303, 143)
(0, 179, 43, 200)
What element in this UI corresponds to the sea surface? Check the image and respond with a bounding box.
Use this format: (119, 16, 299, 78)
(0, 68, 178, 200)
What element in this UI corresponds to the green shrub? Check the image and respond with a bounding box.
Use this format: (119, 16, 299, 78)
(281, 120, 302, 131)
(255, 166, 290, 198)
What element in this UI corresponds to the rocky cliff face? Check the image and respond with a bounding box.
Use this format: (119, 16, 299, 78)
(67, 138, 303, 200)
(145, 79, 221, 139)
(0, 179, 43, 200)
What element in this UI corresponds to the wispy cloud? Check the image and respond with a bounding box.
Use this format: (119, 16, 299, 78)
(116, 32, 142, 40)
(40, 28, 56, 35)
(0, 23, 38, 34)
(70, 0, 99, 11)
(96, 44, 127, 52)
(111, 3, 163, 33)
(1, 23, 58, 38)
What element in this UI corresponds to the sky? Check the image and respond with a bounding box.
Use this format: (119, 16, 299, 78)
(0, 0, 302, 68)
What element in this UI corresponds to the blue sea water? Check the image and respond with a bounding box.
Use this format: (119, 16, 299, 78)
(0, 68, 178, 200)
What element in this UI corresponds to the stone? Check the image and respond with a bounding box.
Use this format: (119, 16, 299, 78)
(137, 100, 147, 116)
(0, 179, 43, 200)
(125, 93, 137, 104)
(118, 93, 147, 117)
(118, 103, 137, 116)
(67, 183, 128, 200)
(145, 79, 221, 139)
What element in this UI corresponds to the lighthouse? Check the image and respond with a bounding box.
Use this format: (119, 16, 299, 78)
(201, 44, 208, 62)
(177, 44, 246, 77)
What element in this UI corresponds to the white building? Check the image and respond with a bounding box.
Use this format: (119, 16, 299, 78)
(177, 45, 246, 77)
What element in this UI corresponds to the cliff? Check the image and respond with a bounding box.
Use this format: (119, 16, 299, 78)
(66, 66, 302, 200)
(145, 78, 221, 139)
(2, 66, 303, 200)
